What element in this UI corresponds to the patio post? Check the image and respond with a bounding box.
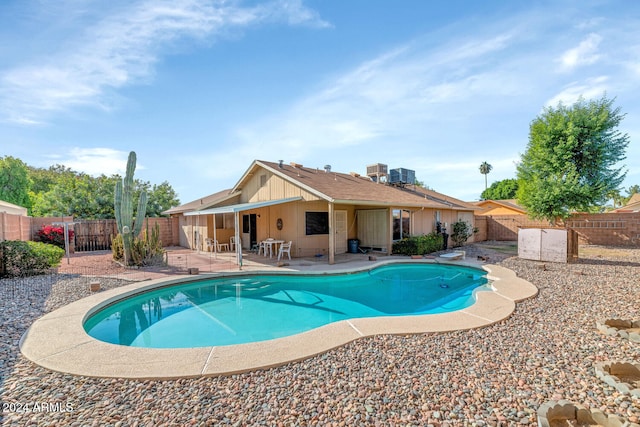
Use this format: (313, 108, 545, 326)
(235, 211, 242, 268)
(328, 202, 335, 265)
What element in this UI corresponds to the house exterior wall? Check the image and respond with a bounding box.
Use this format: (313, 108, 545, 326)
(180, 215, 209, 251)
(411, 209, 437, 235)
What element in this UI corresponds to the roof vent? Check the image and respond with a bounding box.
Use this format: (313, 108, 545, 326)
(324, 164, 331, 173)
(366, 163, 388, 184)
(278, 160, 284, 168)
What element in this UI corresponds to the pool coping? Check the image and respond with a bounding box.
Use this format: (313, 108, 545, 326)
(19, 259, 538, 379)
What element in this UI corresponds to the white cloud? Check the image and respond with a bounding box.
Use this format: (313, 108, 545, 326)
(558, 33, 602, 72)
(545, 76, 609, 107)
(48, 148, 130, 176)
(0, 0, 329, 125)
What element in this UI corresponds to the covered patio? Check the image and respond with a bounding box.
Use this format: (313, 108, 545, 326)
(163, 245, 377, 273)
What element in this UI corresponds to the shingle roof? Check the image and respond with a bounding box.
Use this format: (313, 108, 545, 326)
(162, 188, 236, 215)
(253, 160, 477, 211)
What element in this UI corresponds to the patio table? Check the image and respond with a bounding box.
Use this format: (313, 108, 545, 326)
(262, 239, 284, 258)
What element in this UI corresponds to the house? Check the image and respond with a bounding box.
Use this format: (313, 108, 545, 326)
(472, 199, 526, 216)
(165, 160, 479, 264)
(612, 193, 640, 213)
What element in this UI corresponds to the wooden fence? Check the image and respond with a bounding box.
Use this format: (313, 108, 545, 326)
(0, 215, 179, 251)
(73, 220, 118, 252)
(72, 217, 180, 251)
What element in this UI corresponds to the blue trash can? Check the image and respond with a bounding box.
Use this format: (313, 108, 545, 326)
(348, 239, 359, 254)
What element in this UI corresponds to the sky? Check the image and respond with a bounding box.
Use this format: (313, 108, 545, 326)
(1, 0, 639, 205)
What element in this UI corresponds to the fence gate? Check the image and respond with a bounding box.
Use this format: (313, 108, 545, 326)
(74, 220, 118, 252)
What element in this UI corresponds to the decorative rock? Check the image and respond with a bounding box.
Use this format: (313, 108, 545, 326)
(188, 267, 199, 275)
(2, 244, 640, 426)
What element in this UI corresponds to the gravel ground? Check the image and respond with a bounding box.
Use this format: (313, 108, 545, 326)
(1, 244, 639, 426)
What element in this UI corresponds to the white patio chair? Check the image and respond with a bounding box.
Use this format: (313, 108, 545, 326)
(205, 238, 215, 252)
(277, 241, 292, 261)
(230, 236, 237, 251)
(214, 239, 229, 251)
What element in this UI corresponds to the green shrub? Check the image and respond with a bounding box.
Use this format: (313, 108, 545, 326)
(392, 232, 443, 255)
(450, 220, 478, 248)
(0, 240, 65, 277)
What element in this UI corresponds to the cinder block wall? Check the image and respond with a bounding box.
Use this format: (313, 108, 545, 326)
(472, 216, 487, 242)
(566, 212, 640, 246)
(476, 212, 640, 246)
(482, 215, 550, 241)
(0, 212, 32, 241)
(144, 217, 180, 246)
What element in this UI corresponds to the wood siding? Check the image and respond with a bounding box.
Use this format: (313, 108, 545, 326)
(241, 171, 322, 203)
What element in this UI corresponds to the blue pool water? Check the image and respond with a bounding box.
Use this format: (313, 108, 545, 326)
(84, 263, 489, 348)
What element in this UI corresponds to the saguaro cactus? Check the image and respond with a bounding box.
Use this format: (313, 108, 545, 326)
(114, 151, 147, 265)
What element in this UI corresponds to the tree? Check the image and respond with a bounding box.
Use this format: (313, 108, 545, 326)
(26, 162, 180, 219)
(30, 171, 118, 218)
(516, 96, 629, 223)
(479, 161, 492, 190)
(134, 181, 180, 217)
(481, 178, 519, 200)
(606, 188, 624, 209)
(0, 156, 31, 207)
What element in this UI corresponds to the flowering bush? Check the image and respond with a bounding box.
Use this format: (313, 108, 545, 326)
(35, 225, 74, 249)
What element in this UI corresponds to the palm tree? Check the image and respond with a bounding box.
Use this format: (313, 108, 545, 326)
(479, 161, 493, 190)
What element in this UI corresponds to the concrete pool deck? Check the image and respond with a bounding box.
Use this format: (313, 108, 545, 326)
(19, 258, 537, 379)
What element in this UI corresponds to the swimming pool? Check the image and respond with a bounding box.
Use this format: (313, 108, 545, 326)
(84, 263, 489, 348)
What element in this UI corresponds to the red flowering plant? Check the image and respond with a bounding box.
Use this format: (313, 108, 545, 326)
(35, 225, 74, 249)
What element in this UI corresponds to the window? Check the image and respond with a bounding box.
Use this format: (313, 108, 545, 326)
(305, 211, 329, 235)
(260, 174, 267, 187)
(392, 209, 410, 240)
